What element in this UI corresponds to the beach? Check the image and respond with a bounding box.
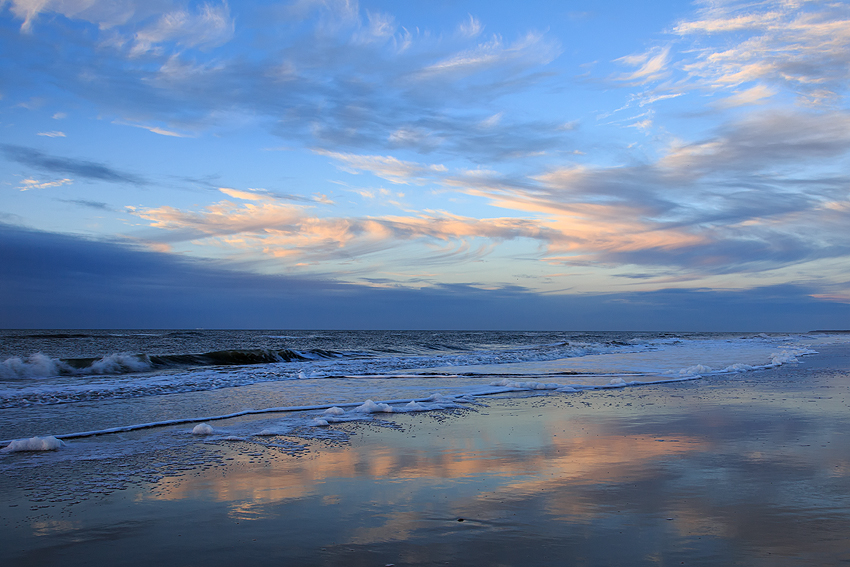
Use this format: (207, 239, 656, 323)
(2, 339, 850, 566)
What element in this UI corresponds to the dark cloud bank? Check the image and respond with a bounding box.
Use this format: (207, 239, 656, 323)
(1, 224, 846, 330)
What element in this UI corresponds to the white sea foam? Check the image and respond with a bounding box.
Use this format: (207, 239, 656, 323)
(1, 435, 65, 452)
(192, 423, 214, 435)
(722, 363, 754, 372)
(769, 350, 803, 366)
(324, 406, 346, 416)
(354, 399, 394, 413)
(680, 364, 712, 376)
(89, 353, 152, 374)
(0, 352, 153, 380)
(490, 378, 561, 390)
(256, 427, 288, 436)
(0, 353, 72, 379)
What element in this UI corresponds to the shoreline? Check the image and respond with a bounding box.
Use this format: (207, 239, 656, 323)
(2, 344, 850, 565)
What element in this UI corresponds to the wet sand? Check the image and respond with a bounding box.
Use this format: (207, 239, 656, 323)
(3, 345, 850, 566)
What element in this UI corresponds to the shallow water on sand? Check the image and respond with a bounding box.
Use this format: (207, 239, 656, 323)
(3, 346, 850, 566)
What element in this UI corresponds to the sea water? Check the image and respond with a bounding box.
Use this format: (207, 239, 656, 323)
(0, 330, 847, 489)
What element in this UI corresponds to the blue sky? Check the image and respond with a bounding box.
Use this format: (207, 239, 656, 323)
(2, 0, 850, 329)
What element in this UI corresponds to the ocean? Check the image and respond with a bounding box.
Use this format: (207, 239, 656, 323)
(1, 330, 842, 444)
(3, 329, 850, 565)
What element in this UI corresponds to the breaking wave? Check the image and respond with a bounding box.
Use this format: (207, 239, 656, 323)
(0, 348, 342, 379)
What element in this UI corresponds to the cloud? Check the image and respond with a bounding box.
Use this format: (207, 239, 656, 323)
(672, 8, 782, 34)
(317, 150, 447, 184)
(132, 192, 562, 269)
(3, 1, 570, 165)
(675, 0, 850, 104)
(659, 110, 850, 172)
(1, 145, 147, 185)
(36, 131, 66, 137)
(18, 177, 73, 190)
(130, 121, 850, 289)
(458, 14, 483, 38)
(58, 198, 113, 210)
(2, 223, 848, 330)
(4, 0, 234, 55)
(218, 187, 273, 201)
(447, 108, 850, 278)
(607, 1, 850, 111)
(713, 84, 776, 108)
(4, 0, 152, 33)
(131, 2, 234, 54)
(350, 10, 396, 45)
(616, 46, 672, 84)
(417, 31, 559, 79)
(6, 0, 850, 305)
(113, 120, 192, 137)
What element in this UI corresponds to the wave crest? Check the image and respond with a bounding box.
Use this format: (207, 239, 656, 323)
(0, 348, 342, 379)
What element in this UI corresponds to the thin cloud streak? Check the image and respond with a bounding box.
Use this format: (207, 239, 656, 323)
(2, 145, 147, 185)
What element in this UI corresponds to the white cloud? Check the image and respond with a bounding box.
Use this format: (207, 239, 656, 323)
(479, 112, 503, 128)
(638, 92, 684, 107)
(418, 31, 559, 78)
(351, 10, 395, 44)
(673, 9, 782, 34)
(674, 1, 850, 104)
(316, 150, 448, 184)
(37, 130, 65, 137)
(218, 187, 272, 201)
(714, 84, 776, 108)
(628, 119, 653, 132)
(6, 0, 143, 33)
(459, 14, 483, 38)
(19, 177, 72, 190)
(113, 120, 192, 137)
(616, 45, 672, 84)
(132, 2, 234, 54)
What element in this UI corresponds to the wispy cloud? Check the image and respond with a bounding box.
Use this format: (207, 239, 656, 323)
(3, 1, 569, 166)
(417, 31, 559, 78)
(677, 0, 850, 105)
(131, 190, 562, 269)
(113, 120, 192, 137)
(59, 198, 114, 211)
(18, 177, 73, 190)
(616, 45, 672, 84)
(131, 2, 234, 55)
(37, 131, 66, 137)
(317, 150, 447, 184)
(458, 14, 483, 38)
(2, 145, 147, 185)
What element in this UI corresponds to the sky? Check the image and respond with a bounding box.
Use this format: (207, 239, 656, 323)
(2, 0, 850, 330)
